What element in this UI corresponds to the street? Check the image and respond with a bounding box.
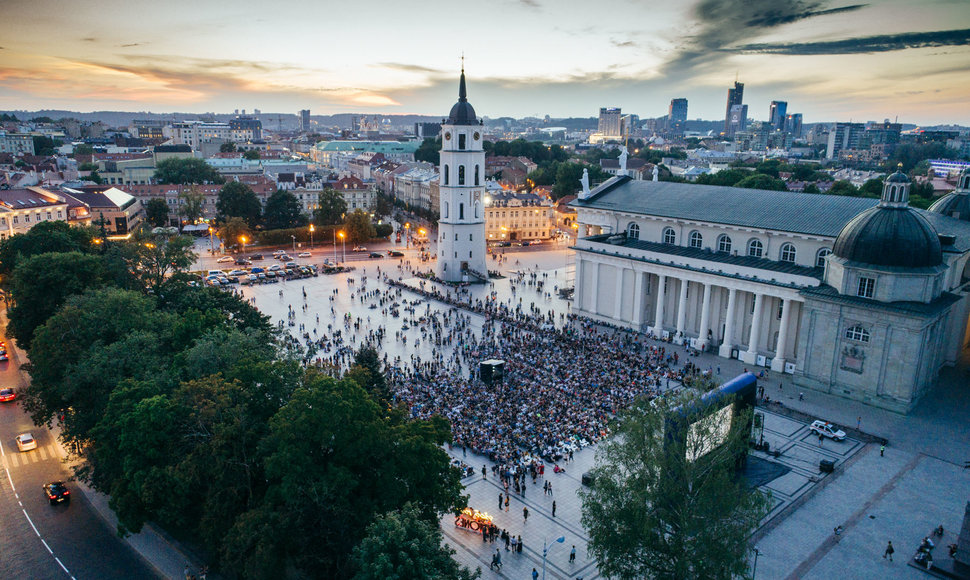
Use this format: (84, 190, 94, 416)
(0, 315, 158, 580)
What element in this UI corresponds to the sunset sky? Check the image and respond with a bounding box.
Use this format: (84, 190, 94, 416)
(1, 0, 968, 124)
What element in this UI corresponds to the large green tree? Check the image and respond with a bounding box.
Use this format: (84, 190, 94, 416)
(217, 217, 252, 250)
(154, 157, 225, 185)
(314, 188, 348, 226)
(344, 209, 376, 244)
(217, 181, 262, 227)
(734, 173, 788, 191)
(144, 197, 170, 228)
(133, 234, 197, 292)
(177, 187, 205, 227)
(414, 137, 441, 165)
(553, 162, 608, 199)
(352, 503, 480, 580)
(262, 190, 306, 230)
(0, 220, 96, 275)
(580, 392, 769, 580)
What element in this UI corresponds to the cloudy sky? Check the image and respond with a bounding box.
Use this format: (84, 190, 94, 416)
(1, 0, 968, 124)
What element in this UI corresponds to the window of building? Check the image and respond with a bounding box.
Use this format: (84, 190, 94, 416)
(474, 165, 480, 186)
(747, 238, 763, 258)
(443, 202, 449, 219)
(459, 203, 464, 220)
(24, 214, 29, 223)
(458, 165, 465, 185)
(469, 234, 473, 241)
(662, 227, 676, 245)
(627, 222, 640, 240)
(857, 276, 875, 298)
(688, 230, 703, 249)
(459, 133, 466, 150)
(816, 248, 831, 268)
(12, 216, 18, 224)
(780, 243, 796, 263)
(455, 233, 458, 241)
(717, 234, 732, 253)
(444, 165, 449, 185)
(844, 325, 870, 343)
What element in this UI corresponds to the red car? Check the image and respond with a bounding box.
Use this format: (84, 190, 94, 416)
(0, 387, 15, 402)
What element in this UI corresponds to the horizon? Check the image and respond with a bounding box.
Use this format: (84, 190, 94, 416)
(1, 0, 969, 125)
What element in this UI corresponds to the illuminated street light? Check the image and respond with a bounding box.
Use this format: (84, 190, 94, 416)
(338, 231, 346, 262)
(309, 224, 315, 249)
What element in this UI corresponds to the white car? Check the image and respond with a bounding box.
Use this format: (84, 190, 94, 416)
(216, 256, 233, 263)
(298, 252, 312, 258)
(810, 420, 846, 441)
(16, 433, 37, 452)
(353, 246, 367, 252)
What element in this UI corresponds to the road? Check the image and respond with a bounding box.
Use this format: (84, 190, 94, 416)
(0, 323, 158, 579)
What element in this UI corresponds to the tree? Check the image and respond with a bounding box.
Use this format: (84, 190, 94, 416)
(827, 180, 859, 196)
(803, 183, 821, 194)
(144, 198, 170, 228)
(177, 187, 205, 227)
(553, 162, 607, 199)
(243, 149, 261, 161)
(73, 144, 94, 156)
(345, 346, 390, 406)
(344, 209, 376, 245)
(580, 392, 769, 580)
(352, 503, 480, 580)
(859, 179, 884, 197)
(263, 190, 307, 230)
(217, 181, 262, 227)
(314, 189, 348, 226)
(7, 252, 106, 350)
(219, 142, 237, 153)
(33, 135, 58, 156)
(734, 174, 787, 191)
(695, 169, 751, 187)
(154, 157, 225, 185)
(374, 190, 393, 218)
(414, 137, 441, 165)
(0, 220, 96, 275)
(133, 235, 197, 292)
(217, 217, 251, 250)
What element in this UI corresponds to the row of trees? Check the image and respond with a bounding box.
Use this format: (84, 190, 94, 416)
(1, 222, 473, 579)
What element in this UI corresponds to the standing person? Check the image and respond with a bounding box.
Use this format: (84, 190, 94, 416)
(505, 496, 510, 512)
(532, 568, 539, 580)
(881, 444, 886, 457)
(517, 535, 523, 553)
(884, 540, 894, 561)
(569, 545, 577, 564)
(523, 506, 529, 522)
(499, 492, 503, 511)
(510, 535, 518, 553)
(552, 500, 557, 517)
(857, 416, 862, 430)
(482, 465, 487, 479)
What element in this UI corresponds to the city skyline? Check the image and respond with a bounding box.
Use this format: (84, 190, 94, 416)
(0, 0, 969, 124)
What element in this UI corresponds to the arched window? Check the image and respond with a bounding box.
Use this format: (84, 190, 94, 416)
(627, 222, 640, 240)
(662, 227, 676, 245)
(458, 165, 465, 185)
(816, 248, 831, 268)
(474, 201, 480, 219)
(688, 230, 703, 249)
(443, 201, 449, 219)
(459, 203, 464, 220)
(844, 325, 870, 343)
(443, 165, 449, 186)
(747, 238, 763, 258)
(717, 234, 732, 253)
(780, 242, 796, 263)
(474, 165, 480, 186)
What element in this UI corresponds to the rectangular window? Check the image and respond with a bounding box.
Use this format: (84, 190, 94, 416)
(24, 214, 29, 223)
(857, 277, 875, 298)
(469, 234, 473, 241)
(13, 216, 18, 224)
(57, 211, 62, 218)
(458, 134, 466, 150)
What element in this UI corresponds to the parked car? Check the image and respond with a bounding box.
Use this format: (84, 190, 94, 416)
(278, 254, 292, 261)
(497, 241, 511, 247)
(16, 433, 37, 452)
(234, 258, 252, 266)
(810, 420, 846, 441)
(298, 252, 312, 258)
(43, 482, 70, 504)
(369, 252, 383, 258)
(268, 264, 282, 272)
(249, 254, 264, 260)
(285, 261, 298, 268)
(251, 267, 265, 274)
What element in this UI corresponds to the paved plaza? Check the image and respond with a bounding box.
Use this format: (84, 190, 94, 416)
(196, 240, 970, 579)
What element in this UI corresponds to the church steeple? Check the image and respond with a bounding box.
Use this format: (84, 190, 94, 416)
(447, 63, 478, 126)
(458, 67, 467, 102)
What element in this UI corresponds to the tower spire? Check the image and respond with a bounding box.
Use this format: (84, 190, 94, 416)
(459, 57, 467, 102)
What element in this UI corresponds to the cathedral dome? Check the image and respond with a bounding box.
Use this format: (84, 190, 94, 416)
(833, 170, 942, 268)
(928, 167, 970, 221)
(833, 206, 942, 268)
(447, 70, 479, 126)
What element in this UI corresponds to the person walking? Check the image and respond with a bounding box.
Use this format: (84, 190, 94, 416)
(505, 496, 509, 512)
(482, 465, 487, 480)
(510, 535, 518, 553)
(532, 568, 539, 580)
(499, 492, 503, 511)
(523, 506, 529, 522)
(517, 535, 523, 553)
(569, 545, 577, 564)
(884, 540, 894, 561)
(856, 416, 861, 430)
(552, 500, 557, 517)
(881, 444, 885, 457)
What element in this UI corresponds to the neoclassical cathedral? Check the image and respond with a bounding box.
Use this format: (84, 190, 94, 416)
(435, 69, 488, 283)
(572, 169, 970, 412)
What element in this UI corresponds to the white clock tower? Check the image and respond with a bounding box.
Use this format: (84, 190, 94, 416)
(436, 68, 487, 283)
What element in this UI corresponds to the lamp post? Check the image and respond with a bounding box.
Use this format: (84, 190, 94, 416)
(333, 229, 338, 263)
(291, 235, 296, 253)
(752, 548, 760, 579)
(309, 224, 315, 249)
(338, 231, 346, 262)
(239, 235, 247, 256)
(542, 536, 565, 580)
(404, 222, 410, 249)
(208, 227, 215, 254)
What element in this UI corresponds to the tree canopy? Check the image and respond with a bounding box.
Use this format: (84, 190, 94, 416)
(154, 157, 225, 185)
(344, 209, 377, 244)
(414, 137, 441, 165)
(580, 391, 769, 580)
(314, 188, 348, 226)
(217, 181, 262, 227)
(0, 220, 96, 275)
(144, 197, 170, 228)
(262, 190, 307, 230)
(243, 149, 261, 160)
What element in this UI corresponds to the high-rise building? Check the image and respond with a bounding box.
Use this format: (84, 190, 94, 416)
(786, 113, 803, 138)
(667, 98, 688, 133)
(229, 116, 262, 140)
(769, 101, 788, 131)
(436, 69, 487, 283)
(724, 81, 744, 136)
(414, 122, 441, 139)
(727, 104, 748, 137)
(299, 109, 311, 132)
(598, 107, 622, 138)
(826, 122, 866, 159)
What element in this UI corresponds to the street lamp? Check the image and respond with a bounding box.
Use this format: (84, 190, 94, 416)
(239, 235, 247, 255)
(542, 536, 565, 580)
(208, 226, 215, 254)
(291, 235, 297, 253)
(404, 222, 411, 249)
(752, 548, 760, 579)
(338, 231, 346, 262)
(309, 224, 315, 249)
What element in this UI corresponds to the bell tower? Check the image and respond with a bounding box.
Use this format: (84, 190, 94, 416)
(436, 67, 487, 282)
